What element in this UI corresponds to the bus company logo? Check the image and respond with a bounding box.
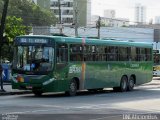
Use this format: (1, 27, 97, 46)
(130, 64, 139, 68)
(69, 65, 81, 73)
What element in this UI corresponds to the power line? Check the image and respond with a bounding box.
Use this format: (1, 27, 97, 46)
(90, 16, 152, 26)
(77, 26, 153, 36)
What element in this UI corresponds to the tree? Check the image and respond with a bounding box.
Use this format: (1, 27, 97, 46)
(0, 0, 57, 61)
(7, 0, 57, 26)
(0, 0, 3, 13)
(5, 16, 30, 42)
(31, 5, 57, 26)
(1, 16, 31, 61)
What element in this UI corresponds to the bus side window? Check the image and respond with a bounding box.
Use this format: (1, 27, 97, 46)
(136, 48, 141, 61)
(131, 47, 136, 61)
(70, 44, 83, 61)
(105, 47, 108, 61)
(145, 48, 151, 61)
(56, 43, 68, 63)
(118, 47, 124, 61)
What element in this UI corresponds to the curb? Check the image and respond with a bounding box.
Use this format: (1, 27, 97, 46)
(0, 91, 32, 96)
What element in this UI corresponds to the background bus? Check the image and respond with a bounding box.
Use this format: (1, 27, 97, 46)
(153, 50, 160, 76)
(11, 35, 153, 96)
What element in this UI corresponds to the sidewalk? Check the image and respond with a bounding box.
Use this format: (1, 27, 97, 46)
(137, 78, 160, 89)
(0, 83, 32, 96)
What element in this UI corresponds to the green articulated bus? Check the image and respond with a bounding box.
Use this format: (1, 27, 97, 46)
(11, 35, 153, 96)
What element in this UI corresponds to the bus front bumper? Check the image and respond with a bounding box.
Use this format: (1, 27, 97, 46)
(12, 81, 42, 91)
(11, 78, 68, 93)
(153, 71, 160, 77)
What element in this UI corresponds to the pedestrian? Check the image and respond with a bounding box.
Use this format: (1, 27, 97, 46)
(0, 64, 5, 92)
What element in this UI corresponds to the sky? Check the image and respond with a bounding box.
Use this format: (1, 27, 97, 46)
(91, 0, 160, 23)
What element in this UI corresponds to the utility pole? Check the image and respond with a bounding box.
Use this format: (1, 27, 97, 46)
(0, 0, 9, 47)
(74, 0, 78, 37)
(58, 0, 63, 34)
(96, 16, 101, 39)
(0, 0, 9, 92)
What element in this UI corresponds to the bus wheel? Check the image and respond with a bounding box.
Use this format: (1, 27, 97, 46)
(128, 76, 135, 91)
(120, 76, 128, 92)
(66, 79, 77, 96)
(33, 91, 42, 96)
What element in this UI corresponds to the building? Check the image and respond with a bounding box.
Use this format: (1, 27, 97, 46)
(76, 0, 91, 27)
(50, 0, 91, 26)
(50, 0, 74, 26)
(32, 0, 91, 26)
(111, 18, 129, 27)
(91, 15, 129, 27)
(91, 9, 129, 27)
(135, 3, 146, 24)
(102, 18, 129, 27)
(104, 9, 115, 19)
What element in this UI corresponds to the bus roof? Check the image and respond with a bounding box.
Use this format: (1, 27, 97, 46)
(16, 35, 152, 48)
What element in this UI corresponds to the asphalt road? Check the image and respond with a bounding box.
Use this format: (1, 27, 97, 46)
(0, 79, 160, 120)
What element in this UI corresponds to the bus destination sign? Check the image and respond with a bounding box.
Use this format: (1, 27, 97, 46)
(19, 38, 48, 44)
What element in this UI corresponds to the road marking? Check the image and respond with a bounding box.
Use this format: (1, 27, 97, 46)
(89, 115, 122, 120)
(7, 109, 54, 114)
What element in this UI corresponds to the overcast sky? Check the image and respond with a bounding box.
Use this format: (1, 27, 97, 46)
(91, 0, 160, 23)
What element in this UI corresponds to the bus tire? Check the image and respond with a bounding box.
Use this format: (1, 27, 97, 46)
(66, 79, 77, 96)
(127, 76, 135, 91)
(33, 91, 42, 96)
(120, 76, 128, 92)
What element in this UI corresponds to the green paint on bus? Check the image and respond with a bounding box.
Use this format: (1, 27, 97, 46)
(11, 35, 153, 96)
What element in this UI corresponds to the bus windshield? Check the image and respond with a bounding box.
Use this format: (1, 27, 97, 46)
(13, 45, 54, 74)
